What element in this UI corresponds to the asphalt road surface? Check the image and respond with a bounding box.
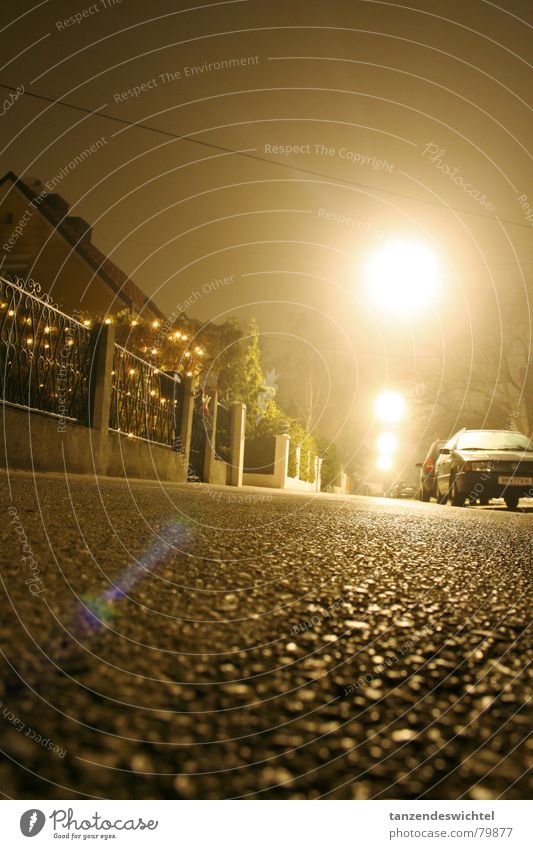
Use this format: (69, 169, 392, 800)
(0, 471, 531, 800)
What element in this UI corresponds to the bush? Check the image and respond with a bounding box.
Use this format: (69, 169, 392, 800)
(287, 421, 317, 481)
(317, 438, 342, 491)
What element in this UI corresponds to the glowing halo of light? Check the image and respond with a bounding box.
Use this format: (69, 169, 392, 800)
(377, 432, 398, 454)
(364, 238, 441, 315)
(375, 390, 406, 423)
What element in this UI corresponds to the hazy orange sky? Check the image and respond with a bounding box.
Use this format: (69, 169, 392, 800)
(1, 0, 532, 469)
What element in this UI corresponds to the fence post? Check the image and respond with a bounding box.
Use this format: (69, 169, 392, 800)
(161, 370, 182, 447)
(341, 470, 348, 494)
(273, 434, 290, 489)
(179, 375, 197, 473)
(204, 390, 218, 483)
(315, 457, 323, 492)
(229, 402, 246, 486)
(89, 322, 115, 473)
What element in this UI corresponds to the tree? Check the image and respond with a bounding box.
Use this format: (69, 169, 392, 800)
(316, 436, 341, 491)
(234, 318, 266, 431)
(411, 301, 533, 440)
(262, 307, 356, 440)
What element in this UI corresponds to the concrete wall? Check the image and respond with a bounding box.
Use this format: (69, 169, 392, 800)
(332, 471, 351, 495)
(206, 456, 230, 486)
(243, 435, 289, 489)
(1, 403, 95, 475)
(243, 441, 322, 493)
(286, 475, 318, 493)
(105, 431, 187, 482)
(0, 402, 187, 482)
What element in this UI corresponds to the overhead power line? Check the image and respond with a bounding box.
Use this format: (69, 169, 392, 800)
(1, 81, 532, 230)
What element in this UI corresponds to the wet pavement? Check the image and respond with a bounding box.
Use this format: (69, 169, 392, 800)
(0, 471, 531, 799)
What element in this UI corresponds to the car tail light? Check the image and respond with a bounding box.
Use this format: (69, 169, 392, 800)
(463, 461, 472, 472)
(424, 457, 434, 472)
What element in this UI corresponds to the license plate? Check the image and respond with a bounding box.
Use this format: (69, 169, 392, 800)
(498, 476, 533, 486)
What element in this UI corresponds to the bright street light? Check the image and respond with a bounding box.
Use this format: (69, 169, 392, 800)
(376, 455, 393, 471)
(376, 432, 397, 454)
(375, 390, 406, 423)
(364, 238, 441, 315)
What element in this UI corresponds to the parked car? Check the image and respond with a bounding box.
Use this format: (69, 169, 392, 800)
(416, 439, 446, 501)
(390, 481, 417, 499)
(435, 428, 533, 510)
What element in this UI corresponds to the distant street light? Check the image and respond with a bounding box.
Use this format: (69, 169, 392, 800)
(364, 238, 441, 316)
(377, 455, 393, 471)
(375, 390, 406, 423)
(377, 432, 397, 454)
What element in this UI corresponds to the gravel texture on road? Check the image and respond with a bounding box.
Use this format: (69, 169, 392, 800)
(0, 471, 531, 799)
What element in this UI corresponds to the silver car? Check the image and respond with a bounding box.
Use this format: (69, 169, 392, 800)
(435, 428, 533, 510)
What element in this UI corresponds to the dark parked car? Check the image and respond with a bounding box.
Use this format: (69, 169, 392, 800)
(416, 439, 446, 501)
(435, 428, 533, 510)
(390, 481, 417, 499)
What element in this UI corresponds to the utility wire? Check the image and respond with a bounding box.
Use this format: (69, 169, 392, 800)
(1, 81, 532, 230)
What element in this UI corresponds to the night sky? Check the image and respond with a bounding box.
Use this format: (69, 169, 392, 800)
(1, 0, 532, 457)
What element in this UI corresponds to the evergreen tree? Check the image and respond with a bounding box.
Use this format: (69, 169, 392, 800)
(241, 318, 265, 428)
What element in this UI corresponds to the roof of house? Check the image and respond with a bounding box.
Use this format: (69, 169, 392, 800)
(0, 171, 165, 320)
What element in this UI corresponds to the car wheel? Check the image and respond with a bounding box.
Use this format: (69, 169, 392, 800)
(504, 492, 519, 511)
(479, 496, 489, 506)
(436, 480, 447, 504)
(451, 478, 466, 507)
(419, 486, 430, 502)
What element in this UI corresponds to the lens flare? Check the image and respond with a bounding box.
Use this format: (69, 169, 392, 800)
(78, 521, 190, 633)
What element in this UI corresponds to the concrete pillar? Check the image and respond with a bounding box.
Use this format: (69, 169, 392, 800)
(162, 370, 182, 448)
(203, 390, 218, 483)
(229, 402, 246, 487)
(179, 375, 197, 472)
(89, 322, 115, 473)
(315, 457, 323, 492)
(273, 434, 290, 489)
(89, 323, 115, 430)
(294, 444, 301, 480)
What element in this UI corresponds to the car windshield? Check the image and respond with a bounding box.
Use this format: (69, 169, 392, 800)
(456, 431, 533, 452)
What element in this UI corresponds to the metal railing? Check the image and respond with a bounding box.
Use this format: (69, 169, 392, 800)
(188, 388, 210, 479)
(0, 276, 92, 422)
(109, 344, 184, 446)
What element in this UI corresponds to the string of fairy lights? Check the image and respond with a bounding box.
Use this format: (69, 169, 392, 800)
(83, 312, 207, 379)
(0, 293, 208, 427)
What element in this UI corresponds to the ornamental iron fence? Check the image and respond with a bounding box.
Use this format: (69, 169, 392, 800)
(0, 276, 92, 422)
(109, 345, 184, 446)
(188, 388, 211, 480)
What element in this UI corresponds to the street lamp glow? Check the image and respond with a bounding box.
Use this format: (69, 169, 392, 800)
(377, 455, 393, 471)
(375, 390, 406, 423)
(364, 238, 441, 315)
(377, 432, 397, 454)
